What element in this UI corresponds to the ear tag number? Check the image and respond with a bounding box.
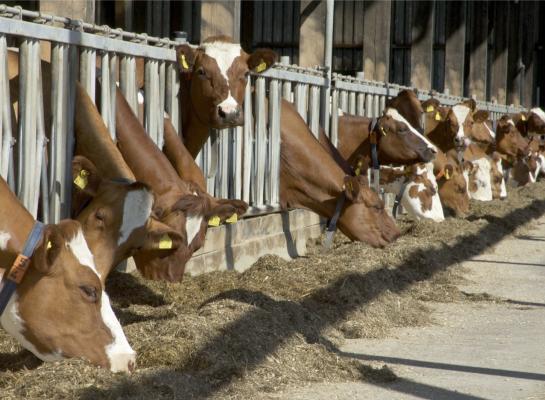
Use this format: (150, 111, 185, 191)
(435, 111, 442, 121)
(208, 216, 221, 227)
(426, 105, 434, 112)
(226, 213, 238, 224)
(180, 54, 190, 70)
(74, 169, 89, 189)
(255, 60, 267, 73)
(159, 234, 173, 249)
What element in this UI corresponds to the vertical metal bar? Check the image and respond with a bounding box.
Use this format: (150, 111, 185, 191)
(373, 94, 379, 117)
(100, 51, 111, 129)
(356, 92, 365, 116)
(254, 76, 266, 207)
(330, 89, 339, 147)
(108, 53, 118, 139)
(157, 60, 166, 149)
(80, 48, 96, 102)
(219, 128, 229, 199)
(282, 80, 292, 102)
(365, 93, 373, 118)
(349, 91, 356, 114)
(340, 90, 348, 113)
(17, 39, 29, 198)
(379, 95, 386, 114)
(269, 78, 281, 206)
(166, 62, 181, 134)
(32, 46, 46, 218)
(308, 85, 320, 138)
(0, 35, 12, 179)
(294, 83, 307, 122)
(242, 77, 253, 204)
(320, 0, 335, 135)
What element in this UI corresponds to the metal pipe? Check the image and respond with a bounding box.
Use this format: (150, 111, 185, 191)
(319, 0, 334, 135)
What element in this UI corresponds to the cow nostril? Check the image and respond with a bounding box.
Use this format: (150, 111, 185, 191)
(218, 107, 227, 119)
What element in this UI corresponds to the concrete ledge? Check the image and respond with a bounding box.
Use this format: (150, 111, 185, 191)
(186, 209, 324, 275)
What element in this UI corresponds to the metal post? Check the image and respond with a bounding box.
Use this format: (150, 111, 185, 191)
(0, 35, 13, 180)
(254, 76, 266, 208)
(268, 78, 281, 206)
(242, 78, 253, 204)
(320, 0, 334, 135)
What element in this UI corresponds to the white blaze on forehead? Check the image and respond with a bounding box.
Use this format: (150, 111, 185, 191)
(385, 108, 438, 152)
(186, 214, 203, 245)
(484, 121, 496, 139)
(0, 231, 10, 251)
(202, 42, 243, 82)
(0, 294, 64, 362)
(452, 104, 471, 140)
(68, 229, 135, 372)
(118, 188, 153, 246)
(531, 107, 545, 123)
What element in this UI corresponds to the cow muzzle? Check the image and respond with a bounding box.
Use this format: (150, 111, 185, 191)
(217, 97, 242, 125)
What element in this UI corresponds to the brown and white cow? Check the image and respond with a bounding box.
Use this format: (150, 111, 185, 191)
(114, 88, 242, 281)
(431, 150, 470, 216)
(280, 101, 400, 247)
(379, 163, 444, 221)
(0, 178, 134, 372)
(336, 90, 438, 168)
(175, 36, 277, 158)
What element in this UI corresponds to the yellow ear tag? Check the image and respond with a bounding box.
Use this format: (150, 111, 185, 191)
(179, 54, 189, 70)
(435, 111, 442, 121)
(521, 114, 527, 121)
(255, 60, 267, 73)
(345, 181, 353, 192)
(208, 215, 221, 227)
(426, 105, 434, 113)
(380, 126, 387, 136)
(46, 241, 52, 250)
(158, 234, 173, 249)
(445, 169, 451, 180)
(74, 169, 89, 190)
(226, 213, 238, 224)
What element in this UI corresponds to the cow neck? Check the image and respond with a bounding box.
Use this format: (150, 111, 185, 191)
(0, 180, 35, 271)
(280, 105, 347, 218)
(115, 88, 186, 198)
(180, 78, 211, 159)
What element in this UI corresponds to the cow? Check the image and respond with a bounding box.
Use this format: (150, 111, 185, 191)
(336, 90, 438, 168)
(174, 36, 278, 157)
(0, 177, 135, 372)
(379, 163, 444, 221)
(113, 88, 242, 281)
(430, 150, 470, 216)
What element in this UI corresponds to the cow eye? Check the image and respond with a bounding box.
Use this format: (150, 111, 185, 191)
(79, 285, 98, 303)
(197, 68, 206, 78)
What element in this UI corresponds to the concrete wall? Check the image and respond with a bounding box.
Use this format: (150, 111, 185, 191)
(200, 0, 240, 42)
(299, 0, 326, 67)
(39, 0, 95, 23)
(362, 1, 391, 82)
(186, 209, 323, 275)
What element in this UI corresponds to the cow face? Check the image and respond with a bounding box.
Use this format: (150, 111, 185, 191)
(448, 102, 476, 148)
(496, 116, 529, 160)
(490, 152, 507, 200)
(467, 110, 495, 151)
(437, 163, 470, 216)
(377, 108, 437, 164)
(176, 37, 277, 129)
(464, 158, 493, 201)
(404, 163, 444, 221)
(72, 156, 184, 278)
(337, 175, 400, 248)
(1, 221, 135, 372)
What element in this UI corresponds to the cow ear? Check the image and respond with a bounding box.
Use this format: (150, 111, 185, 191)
(32, 225, 62, 274)
(472, 110, 489, 123)
(422, 99, 439, 113)
(462, 99, 477, 111)
(343, 175, 362, 202)
(141, 218, 185, 252)
(247, 48, 278, 73)
(72, 155, 102, 197)
(176, 44, 197, 73)
(443, 164, 454, 180)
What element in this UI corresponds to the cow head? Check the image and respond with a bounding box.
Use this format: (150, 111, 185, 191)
(72, 156, 184, 279)
(464, 158, 493, 201)
(495, 116, 529, 161)
(467, 110, 495, 151)
(490, 152, 507, 200)
(1, 220, 135, 372)
(385, 89, 423, 130)
(176, 36, 277, 129)
(436, 163, 470, 216)
(337, 175, 400, 247)
(375, 108, 437, 164)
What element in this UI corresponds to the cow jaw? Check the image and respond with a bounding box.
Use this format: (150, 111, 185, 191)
(68, 229, 135, 372)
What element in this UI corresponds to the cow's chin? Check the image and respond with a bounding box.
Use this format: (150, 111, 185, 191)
(415, 148, 436, 163)
(209, 114, 245, 130)
(133, 247, 193, 282)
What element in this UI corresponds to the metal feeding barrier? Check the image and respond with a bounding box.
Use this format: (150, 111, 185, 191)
(0, 4, 528, 225)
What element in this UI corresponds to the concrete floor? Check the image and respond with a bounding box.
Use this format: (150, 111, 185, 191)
(271, 218, 545, 400)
